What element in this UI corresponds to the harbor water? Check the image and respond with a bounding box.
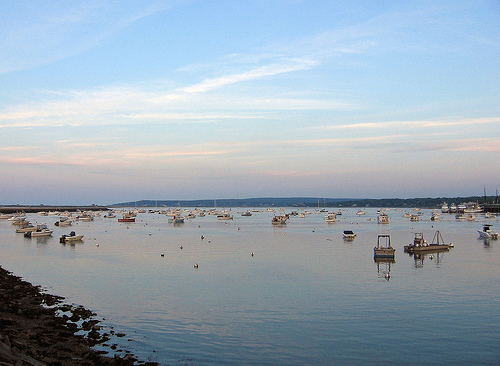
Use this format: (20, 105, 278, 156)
(1, 208, 499, 365)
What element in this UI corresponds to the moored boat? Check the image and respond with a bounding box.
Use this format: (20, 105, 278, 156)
(60, 231, 84, 243)
(217, 213, 233, 220)
(477, 224, 499, 240)
(404, 231, 453, 253)
(374, 235, 395, 259)
(325, 213, 337, 223)
(272, 215, 288, 225)
(377, 212, 389, 224)
(343, 230, 356, 241)
(25, 225, 53, 237)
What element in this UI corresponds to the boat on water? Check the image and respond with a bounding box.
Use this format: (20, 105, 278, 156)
(410, 214, 420, 222)
(356, 210, 366, 216)
(377, 212, 389, 224)
(272, 215, 288, 225)
(168, 216, 185, 224)
(477, 224, 499, 240)
(55, 218, 72, 226)
(325, 213, 337, 223)
(374, 235, 395, 259)
(118, 214, 135, 222)
(217, 213, 233, 220)
(15, 223, 36, 233)
(441, 202, 449, 213)
(404, 231, 453, 253)
(343, 230, 356, 241)
(431, 212, 440, 221)
(60, 231, 84, 243)
(241, 211, 252, 217)
(24, 225, 53, 237)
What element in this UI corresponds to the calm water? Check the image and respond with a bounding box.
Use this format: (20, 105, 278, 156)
(1, 208, 499, 365)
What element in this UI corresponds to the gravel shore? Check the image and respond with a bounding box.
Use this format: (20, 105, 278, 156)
(0, 265, 159, 366)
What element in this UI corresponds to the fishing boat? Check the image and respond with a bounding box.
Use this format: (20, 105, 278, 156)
(272, 215, 288, 225)
(325, 213, 337, 223)
(217, 213, 233, 220)
(374, 235, 395, 259)
(118, 215, 135, 222)
(343, 230, 356, 241)
(60, 231, 84, 243)
(15, 223, 36, 233)
(477, 224, 499, 240)
(377, 212, 389, 224)
(25, 225, 53, 237)
(404, 231, 453, 253)
(55, 218, 72, 226)
(168, 216, 184, 224)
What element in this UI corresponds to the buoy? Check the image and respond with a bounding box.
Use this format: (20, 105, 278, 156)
(385, 273, 390, 280)
(161, 253, 164, 257)
(96, 243, 99, 247)
(251, 252, 254, 257)
(180, 246, 183, 250)
(194, 263, 199, 268)
(201, 235, 204, 240)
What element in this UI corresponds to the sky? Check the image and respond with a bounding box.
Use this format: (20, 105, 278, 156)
(0, 0, 499, 205)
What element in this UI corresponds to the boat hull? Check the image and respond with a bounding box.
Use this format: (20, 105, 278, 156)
(404, 244, 451, 253)
(118, 218, 135, 222)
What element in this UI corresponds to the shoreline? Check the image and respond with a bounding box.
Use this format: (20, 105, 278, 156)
(0, 265, 158, 366)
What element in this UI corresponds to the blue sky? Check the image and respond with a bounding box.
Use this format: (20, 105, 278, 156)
(0, 0, 499, 205)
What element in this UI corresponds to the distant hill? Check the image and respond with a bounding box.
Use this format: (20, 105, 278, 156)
(110, 196, 495, 209)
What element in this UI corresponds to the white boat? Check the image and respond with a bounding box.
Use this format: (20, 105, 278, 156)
(55, 218, 72, 226)
(477, 224, 499, 240)
(465, 214, 475, 221)
(404, 231, 452, 253)
(60, 231, 84, 243)
(374, 235, 395, 259)
(343, 230, 356, 241)
(441, 202, 449, 213)
(325, 213, 337, 223)
(377, 212, 389, 224)
(410, 214, 419, 222)
(449, 203, 457, 213)
(15, 223, 36, 233)
(217, 213, 233, 220)
(431, 212, 440, 221)
(356, 210, 366, 216)
(272, 215, 288, 225)
(25, 225, 53, 237)
(168, 216, 184, 224)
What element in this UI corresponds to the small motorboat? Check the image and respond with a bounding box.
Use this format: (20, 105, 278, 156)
(325, 213, 337, 223)
(374, 234, 395, 259)
(60, 231, 84, 243)
(25, 225, 53, 237)
(272, 215, 288, 225)
(477, 224, 499, 240)
(343, 230, 356, 241)
(15, 223, 36, 233)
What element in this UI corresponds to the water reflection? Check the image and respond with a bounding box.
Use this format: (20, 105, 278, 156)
(374, 257, 394, 281)
(407, 248, 449, 268)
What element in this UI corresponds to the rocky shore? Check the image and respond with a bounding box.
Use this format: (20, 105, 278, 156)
(0, 265, 159, 366)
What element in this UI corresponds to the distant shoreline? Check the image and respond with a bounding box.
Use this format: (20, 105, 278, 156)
(0, 206, 109, 214)
(1, 195, 499, 211)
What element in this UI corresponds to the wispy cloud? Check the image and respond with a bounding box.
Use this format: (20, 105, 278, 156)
(0, 1, 173, 73)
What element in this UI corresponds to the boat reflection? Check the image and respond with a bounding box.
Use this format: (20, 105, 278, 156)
(407, 248, 449, 268)
(374, 257, 395, 281)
